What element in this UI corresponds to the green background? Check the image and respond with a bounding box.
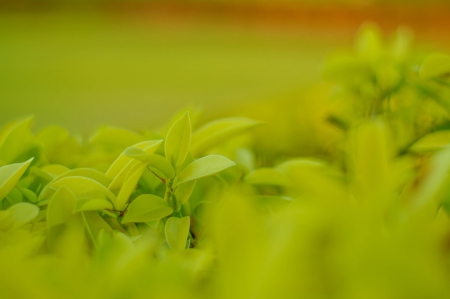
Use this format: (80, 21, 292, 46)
(0, 11, 332, 134)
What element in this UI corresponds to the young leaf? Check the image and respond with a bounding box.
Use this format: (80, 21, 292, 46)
(175, 155, 235, 186)
(123, 147, 149, 161)
(165, 216, 190, 251)
(6, 187, 23, 205)
(276, 158, 349, 205)
(124, 148, 175, 179)
(51, 176, 116, 205)
(190, 117, 261, 156)
(235, 147, 256, 172)
(254, 195, 293, 212)
(103, 217, 128, 234)
(175, 180, 196, 204)
(96, 230, 135, 268)
(116, 163, 147, 210)
(40, 164, 70, 177)
(54, 168, 112, 187)
(193, 201, 215, 224)
(90, 126, 145, 151)
(408, 130, 450, 153)
(106, 140, 162, 180)
(355, 23, 383, 61)
(39, 168, 113, 201)
(411, 147, 450, 213)
(165, 112, 191, 168)
(146, 154, 175, 179)
(420, 53, 450, 79)
(0, 158, 34, 202)
(47, 186, 78, 228)
(0, 116, 36, 164)
(0, 202, 39, 231)
(108, 160, 136, 193)
(30, 166, 55, 182)
(74, 198, 113, 212)
(82, 211, 113, 248)
(244, 168, 292, 186)
(20, 188, 38, 203)
(122, 194, 173, 223)
(348, 120, 393, 208)
(37, 125, 81, 167)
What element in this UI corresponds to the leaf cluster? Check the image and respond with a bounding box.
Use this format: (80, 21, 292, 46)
(3, 25, 450, 299)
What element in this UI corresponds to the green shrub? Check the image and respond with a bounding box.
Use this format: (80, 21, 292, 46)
(2, 25, 450, 298)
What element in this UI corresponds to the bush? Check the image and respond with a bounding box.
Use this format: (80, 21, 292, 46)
(2, 25, 450, 298)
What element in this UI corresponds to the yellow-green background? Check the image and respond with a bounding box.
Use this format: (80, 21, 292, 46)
(0, 11, 337, 134)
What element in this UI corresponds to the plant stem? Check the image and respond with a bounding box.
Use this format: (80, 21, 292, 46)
(164, 178, 182, 216)
(164, 178, 180, 215)
(154, 218, 162, 233)
(164, 178, 173, 203)
(147, 167, 166, 183)
(155, 177, 175, 233)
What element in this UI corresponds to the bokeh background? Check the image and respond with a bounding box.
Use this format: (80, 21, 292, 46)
(2, 0, 450, 134)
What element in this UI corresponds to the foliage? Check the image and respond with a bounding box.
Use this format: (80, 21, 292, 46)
(3, 25, 450, 298)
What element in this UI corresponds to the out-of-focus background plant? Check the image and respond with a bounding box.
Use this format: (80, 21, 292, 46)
(4, 1, 450, 298)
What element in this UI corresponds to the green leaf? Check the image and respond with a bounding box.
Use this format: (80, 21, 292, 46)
(165, 216, 190, 251)
(124, 148, 175, 179)
(90, 126, 145, 152)
(165, 112, 191, 168)
(411, 147, 450, 213)
(106, 140, 162, 180)
(54, 168, 112, 187)
(349, 121, 393, 206)
(123, 147, 149, 160)
(39, 167, 113, 201)
(138, 169, 164, 193)
(145, 154, 176, 179)
(235, 147, 256, 172)
(174, 180, 196, 204)
(276, 158, 349, 205)
(51, 176, 116, 206)
(420, 53, 450, 79)
(390, 27, 413, 59)
(103, 217, 127, 234)
(176, 155, 235, 186)
(116, 162, 147, 210)
(6, 187, 23, 205)
(82, 211, 113, 248)
(30, 166, 54, 182)
(67, 168, 111, 186)
(0, 116, 36, 164)
(193, 201, 215, 223)
(244, 168, 292, 186)
(0, 158, 34, 202)
(108, 160, 136, 193)
(409, 130, 450, 153)
(47, 186, 78, 228)
(96, 230, 135, 269)
(74, 198, 113, 212)
(191, 117, 261, 156)
(37, 199, 50, 207)
(354, 23, 383, 61)
(122, 194, 173, 223)
(19, 187, 38, 203)
(254, 195, 293, 212)
(40, 164, 70, 177)
(37, 125, 81, 167)
(0, 202, 39, 231)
